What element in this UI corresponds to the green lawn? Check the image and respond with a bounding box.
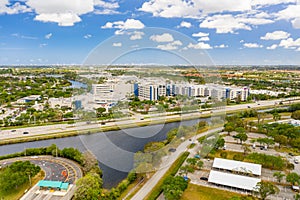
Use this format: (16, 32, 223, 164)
(181, 183, 243, 200)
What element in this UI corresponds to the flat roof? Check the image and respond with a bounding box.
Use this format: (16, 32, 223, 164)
(208, 170, 261, 191)
(213, 158, 261, 176)
(37, 180, 69, 190)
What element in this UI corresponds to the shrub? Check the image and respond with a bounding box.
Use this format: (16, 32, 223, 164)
(220, 152, 228, 159)
(233, 154, 244, 161)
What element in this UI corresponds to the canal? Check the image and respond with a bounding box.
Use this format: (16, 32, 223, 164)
(0, 118, 205, 188)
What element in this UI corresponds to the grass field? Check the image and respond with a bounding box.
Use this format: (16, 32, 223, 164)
(0, 171, 44, 200)
(181, 183, 243, 200)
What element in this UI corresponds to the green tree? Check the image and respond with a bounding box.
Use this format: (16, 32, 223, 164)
(215, 137, 225, 149)
(235, 132, 248, 144)
(162, 176, 188, 200)
(272, 111, 281, 121)
(286, 173, 300, 185)
(224, 122, 235, 135)
(196, 160, 204, 170)
(179, 165, 194, 176)
(254, 181, 279, 200)
(273, 172, 285, 183)
(291, 110, 300, 120)
(256, 138, 275, 148)
(241, 144, 251, 156)
(186, 158, 197, 166)
(274, 135, 288, 148)
(74, 172, 103, 200)
(294, 193, 300, 200)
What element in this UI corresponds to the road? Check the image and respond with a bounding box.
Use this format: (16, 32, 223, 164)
(130, 127, 223, 200)
(0, 156, 83, 200)
(0, 97, 299, 143)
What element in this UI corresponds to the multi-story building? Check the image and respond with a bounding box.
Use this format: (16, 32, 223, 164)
(137, 84, 166, 101)
(135, 81, 249, 102)
(92, 79, 133, 105)
(92, 83, 115, 104)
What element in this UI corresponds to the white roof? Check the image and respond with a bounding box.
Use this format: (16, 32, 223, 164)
(208, 170, 261, 191)
(213, 158, 261, 176)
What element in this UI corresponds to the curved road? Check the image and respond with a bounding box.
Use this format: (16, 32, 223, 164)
(0, 156, 83, 200)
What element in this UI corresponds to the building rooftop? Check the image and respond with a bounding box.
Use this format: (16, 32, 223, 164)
(208, 170, 261, 191)
(212, 158, 262, 176)
(37, 180, 69, 190)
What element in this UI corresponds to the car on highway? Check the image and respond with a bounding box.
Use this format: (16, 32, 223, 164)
(294, 159, 299, 164)
(23, 131, 29, 134)
(11, 129, 16, 132)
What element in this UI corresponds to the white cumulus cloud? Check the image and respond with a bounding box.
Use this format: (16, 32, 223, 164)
(178, 21, 192, 28)
(198, 37, 210, 41)
(279, 37, 300, 49)
(187, 42, 212, 49)
(84, 34, 92, 39)
(266, 44, 278, 49)
(0, 0, 31, 14)
(276, 4, 300, 28)
(24, 0, 120, 26)
(156, 40, 183, 50)
(101, 19, 145, 30)
(150, 33, 174, 42)
(192, 32, 209, 37)
(251, 0, 296, 7)
(130, 31, 144, 40)
(45, 33, 52, 39)
(112, 42, 122, 47)
(214, 44, 228, 48)
(243, 43, 263, 48)
(200, 14, 273, 34)
(26, 0, 94, 26)
(139, 0, 251, 18)
(261, 31, 290, 40)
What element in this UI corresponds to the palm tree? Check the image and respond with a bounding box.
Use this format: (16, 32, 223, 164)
(241, 144, 251, 156)
(273, 172, 285, 183)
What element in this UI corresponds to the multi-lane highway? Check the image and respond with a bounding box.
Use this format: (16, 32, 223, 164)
(0, 97, 299, 143)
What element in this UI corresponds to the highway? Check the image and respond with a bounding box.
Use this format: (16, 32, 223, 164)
(131, 127, 223, 200)
(0, 97, 299, 143)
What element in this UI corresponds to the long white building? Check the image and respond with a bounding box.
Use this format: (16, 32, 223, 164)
(135, 81, 249, 102)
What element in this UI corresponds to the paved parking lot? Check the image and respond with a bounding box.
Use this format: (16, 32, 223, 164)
(185, 134, 300, 200)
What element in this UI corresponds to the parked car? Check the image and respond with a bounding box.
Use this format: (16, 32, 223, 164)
(294, 159, 299, 164)
(168, 148, 176, 152)
(200, 177, 208, 181)
(194, 154, 201, 159)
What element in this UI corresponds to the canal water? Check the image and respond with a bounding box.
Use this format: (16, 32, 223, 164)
(0, 118, 205, 188)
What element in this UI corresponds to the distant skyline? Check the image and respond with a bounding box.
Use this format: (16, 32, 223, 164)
(1, 0, 300, 65)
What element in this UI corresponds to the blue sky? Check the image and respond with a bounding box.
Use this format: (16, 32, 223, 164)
(1, 0, 300, 65)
